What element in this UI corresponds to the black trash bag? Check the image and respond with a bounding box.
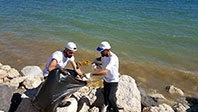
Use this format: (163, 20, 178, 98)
(32, 68, 87, 112)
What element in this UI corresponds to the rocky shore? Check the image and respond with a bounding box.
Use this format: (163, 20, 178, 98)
(0, 62, 198, 112)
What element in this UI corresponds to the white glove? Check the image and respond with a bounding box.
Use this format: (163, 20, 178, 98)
(91, 63, 97, 71)
(85, 73, 92, 79)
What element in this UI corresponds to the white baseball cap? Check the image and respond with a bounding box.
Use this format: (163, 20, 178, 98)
(65, 42, 77, 51)
(97, 41, 111, 52)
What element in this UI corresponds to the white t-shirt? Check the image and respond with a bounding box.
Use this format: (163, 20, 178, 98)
(43, 50, 75, 77)
(102, 51, 119, 83)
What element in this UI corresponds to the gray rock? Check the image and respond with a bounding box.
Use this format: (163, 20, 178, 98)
(139, 88, 158, 108)
(21, 66, 43, 77)
(116, 75, 141, 112)
(0, 84, 16, 112)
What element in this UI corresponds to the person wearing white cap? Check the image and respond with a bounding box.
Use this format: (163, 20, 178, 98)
(86, 41, 119, 112)
(43, 42, 83, 78)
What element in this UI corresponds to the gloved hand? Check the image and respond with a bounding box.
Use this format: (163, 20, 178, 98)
(60, 69, 70, 75)
(84, 73, 92, 79)
(91, 59, 98, 64)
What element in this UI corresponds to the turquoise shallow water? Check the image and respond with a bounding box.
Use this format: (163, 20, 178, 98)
(0, 0, 198, 73)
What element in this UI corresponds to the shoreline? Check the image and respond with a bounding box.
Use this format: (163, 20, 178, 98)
(0, 35, 198, 103)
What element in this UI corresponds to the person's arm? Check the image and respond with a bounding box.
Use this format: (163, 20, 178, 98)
(47, 59, 57, 72)
(70, 61, 83, 77)
(92, 69, 109, 76)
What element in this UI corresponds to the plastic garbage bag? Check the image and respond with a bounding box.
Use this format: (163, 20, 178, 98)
(32, 68, 87, 112)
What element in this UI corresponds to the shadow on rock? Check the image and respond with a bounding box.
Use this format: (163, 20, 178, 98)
(23, 83, 43, 99)
(8, 83, 43, 112)
(91, 88, 105, 112)
(186, 97, 198, 112)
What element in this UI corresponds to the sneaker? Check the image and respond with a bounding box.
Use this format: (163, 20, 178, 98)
(101, 105, 108, 112)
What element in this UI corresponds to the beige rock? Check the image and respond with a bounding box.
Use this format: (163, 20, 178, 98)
(0, 69, 7, 79)
(89, 106, 99, 112)
(0, 62, 2, 67)
(143, 103, 174, 112)
(22, 76, 42, 89)
(88, 87, 98, 105)
(57, 97, 78, 112)
(116, 75, 141, 112)
(173, 103, 190, 112)
(166, 85, 184, 96)
(73, 86, 90, 100)
(0, 65, 11, 72)
(7, 68, 20, 79)
(9, 77, 26, 87)
(3, 77, 10, 83)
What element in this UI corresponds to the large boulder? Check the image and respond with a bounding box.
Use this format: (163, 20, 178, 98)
(21, 66, 43, 78)
(116, 75, 141, 112)
(0, 84, 16, 112)
(143, 103, 174, 112)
